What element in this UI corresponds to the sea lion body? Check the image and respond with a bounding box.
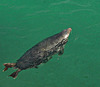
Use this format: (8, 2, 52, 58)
(3, 28, 72, 78)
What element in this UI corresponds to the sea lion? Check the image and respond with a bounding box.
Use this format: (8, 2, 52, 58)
(3, 28, 72, 79)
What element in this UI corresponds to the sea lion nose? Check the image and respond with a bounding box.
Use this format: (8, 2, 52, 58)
(67, 28, 72, 32)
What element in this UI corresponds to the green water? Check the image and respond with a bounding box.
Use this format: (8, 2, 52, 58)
(0, 0, 100, 87)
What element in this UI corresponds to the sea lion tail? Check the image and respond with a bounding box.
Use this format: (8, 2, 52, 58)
(3, 63, 16, 72)
(9, 69, 21, 79)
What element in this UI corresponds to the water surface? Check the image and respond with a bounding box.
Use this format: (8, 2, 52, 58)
(0, 0, 100, 87)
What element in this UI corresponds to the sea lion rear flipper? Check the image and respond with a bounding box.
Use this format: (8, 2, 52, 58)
(9, 69, 21, 79)
(3, 63, 16, 72)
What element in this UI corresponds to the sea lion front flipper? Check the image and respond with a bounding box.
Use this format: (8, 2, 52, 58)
(58, 48, 64, 55)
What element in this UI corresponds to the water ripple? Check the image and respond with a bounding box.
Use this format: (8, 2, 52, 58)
(26, 10, 50, 16)
(51, 0, 92, 7)
(70, 1, 91, 7)
(51, 0, 70, 5)
(60, 9, 96, 14)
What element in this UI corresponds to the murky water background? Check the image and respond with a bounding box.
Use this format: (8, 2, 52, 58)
(0, 0, 100, 87)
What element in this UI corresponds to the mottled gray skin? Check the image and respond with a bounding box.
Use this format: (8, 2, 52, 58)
(16, 28, 72, 70)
